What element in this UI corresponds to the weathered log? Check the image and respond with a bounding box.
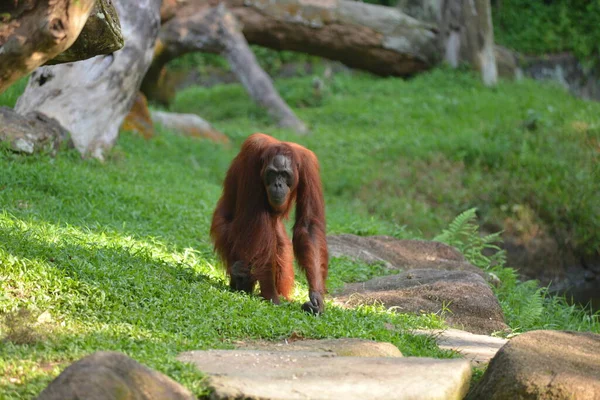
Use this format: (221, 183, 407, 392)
(462, 0, 497, 86)
(155, 0, 498, 86)
(14, 0, 162, 160)
(144, 3, 307, 133)
(46, 0, 124, 66)
(0, 107, 69, 155)
(0, 0, 96, 93)
(230, 0, 440, 77)
(440, 0, 497, 86)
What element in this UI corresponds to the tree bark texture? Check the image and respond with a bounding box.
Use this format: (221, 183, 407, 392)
(155, 0, 498, 91)
(230, 0, 440, 77)
(440, 0, 497, 85)
(396, 0, 442, 23)
(46, 0, 124, 66)
(0, 0, 96, 93)
(229, 0, 438, 76)
(14, 0, 162, 160)
(146, 0, 439, 82)
(144, 3, 307, 133)
(467, 0, 497, 86)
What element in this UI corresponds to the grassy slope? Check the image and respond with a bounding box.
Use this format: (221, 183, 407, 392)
(1, 68, 599, 397)
(173, 67, 599, 249)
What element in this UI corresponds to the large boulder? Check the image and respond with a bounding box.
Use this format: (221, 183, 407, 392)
(36, 351, 194, 400)
(468, 330, 600, 400)
(327, 234, 487, 278)
(335, 269, 508, 335)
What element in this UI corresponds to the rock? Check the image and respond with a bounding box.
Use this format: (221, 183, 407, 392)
(468, 330, 600, 400)
(414, 328, 508, 366)
(36, 351, 194, 400)
(327, 234, 487, 279)
(522, 52, 600, 102)
(177, 350, 472, 400)
(0, 107, 70, 155)
(151, 110, 230, 145)
(335, 269, 508, 335)
(234, 337, 403, 358)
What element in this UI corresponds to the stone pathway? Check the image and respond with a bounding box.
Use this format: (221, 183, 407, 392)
(232, 337, 403, 357)
(414, 328, 508, 366)
(177, 350, 472, 400)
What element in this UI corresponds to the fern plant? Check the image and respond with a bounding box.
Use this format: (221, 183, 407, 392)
(434, 208, 505, 270)
(435, 209, 599, 333)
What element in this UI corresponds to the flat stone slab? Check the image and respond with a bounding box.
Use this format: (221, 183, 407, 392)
(414, 329, 508, 366)
(233, 338, 403, 357)
(177, 350, 472, 400)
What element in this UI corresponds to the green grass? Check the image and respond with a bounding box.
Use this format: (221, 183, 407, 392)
(1, 67, 599, 397)
(171, 66, 599, 252)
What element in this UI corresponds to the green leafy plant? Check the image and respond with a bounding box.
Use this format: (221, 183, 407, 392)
(493, 0, 600, 64)
(435, 209, 599, 334)
(434, 208, 505, 270)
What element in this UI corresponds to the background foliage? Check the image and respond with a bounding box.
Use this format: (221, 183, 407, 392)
(492, 0, 600, 63)
(359, 0, 600, 63)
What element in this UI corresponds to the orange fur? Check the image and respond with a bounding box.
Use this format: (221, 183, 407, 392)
(210, 133, 328, 304)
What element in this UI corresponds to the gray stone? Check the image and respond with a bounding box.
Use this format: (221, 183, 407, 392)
(327, 234, 487, 279)
(522, 52, 600, 102)
(335, 269, 508, 335)
(234, 337, 403, 358)
(0, 107, 70, 155)
(468, 330, 600, 400)
(36, 351, 194, 400)
(178, 350, 472, 400)
(414, 328, 508, 366)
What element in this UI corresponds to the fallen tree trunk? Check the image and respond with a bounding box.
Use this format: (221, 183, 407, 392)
(148, 0, 439, 81)
(13, 0, 162, 160)
(143, 3, 307, 133)
(0, 0, 123, 94)
(152, 0, 498, 96)
(230, 0, 439, 76)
